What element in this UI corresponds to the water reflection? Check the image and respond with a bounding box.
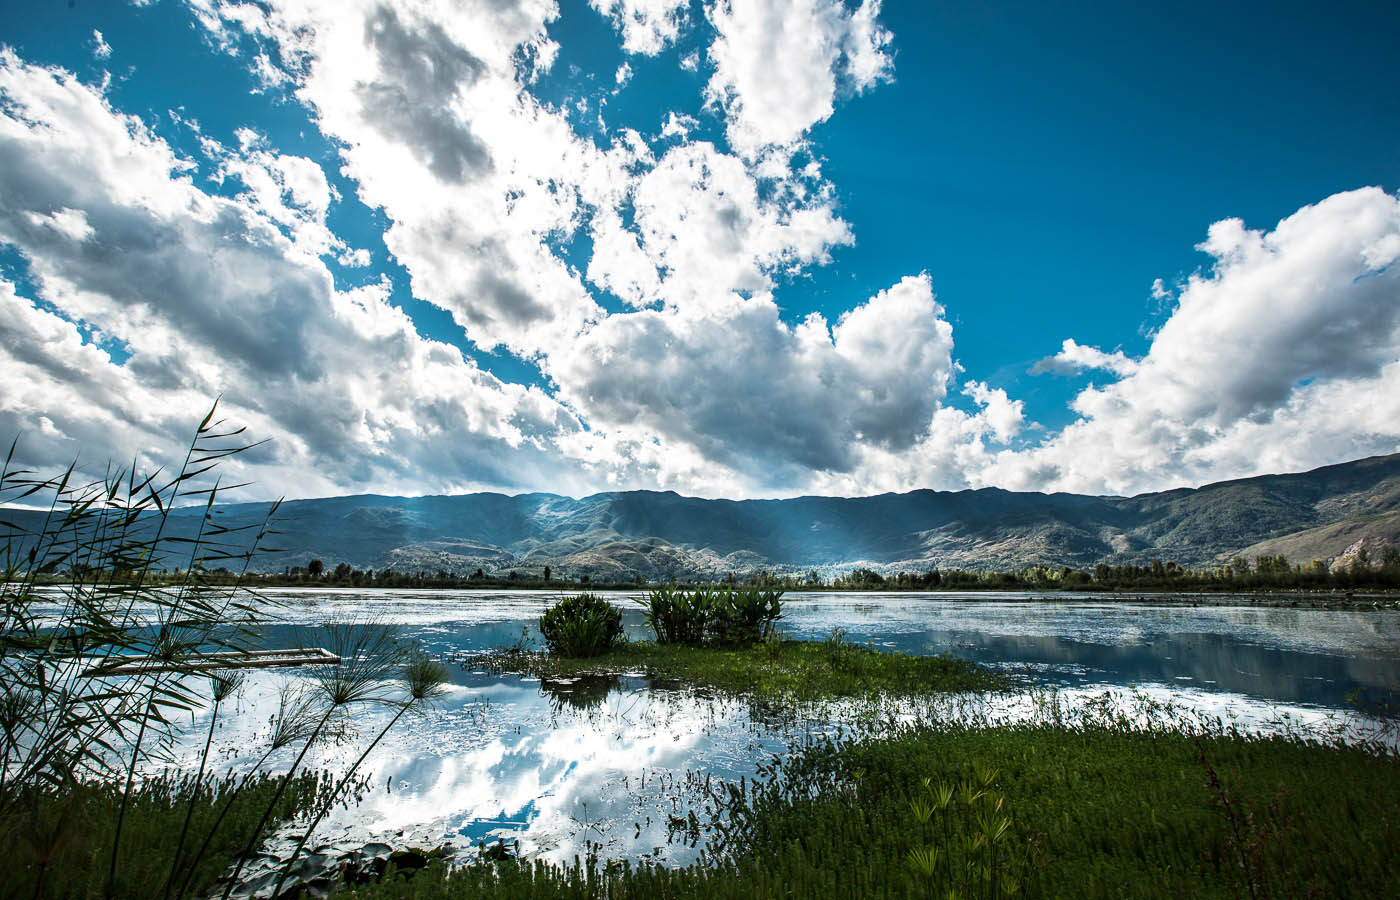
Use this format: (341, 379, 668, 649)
(80, 589, 1396, 880)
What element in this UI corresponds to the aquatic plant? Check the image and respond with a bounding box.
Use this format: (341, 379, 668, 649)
(482, 638, 1006, 702)
(539, 593, 623, 657)
(639, 585, 712, 644)
(0, 405, 281, 895)
(219, 620, 407, 899)
(270, 655, 449, 897)
(162, 670, 244, 900)
(328, 718, 1400, 899)
(4, 767, 327, 900)
(708, 587, 783, 645)
(170, 680, 331, 899)
(639, 585, 783, 646)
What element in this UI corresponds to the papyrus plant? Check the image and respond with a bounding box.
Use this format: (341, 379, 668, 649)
(0, 404, 280, 893)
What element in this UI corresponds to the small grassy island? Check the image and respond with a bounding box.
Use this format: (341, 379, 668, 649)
(484, 637, 1008, 701)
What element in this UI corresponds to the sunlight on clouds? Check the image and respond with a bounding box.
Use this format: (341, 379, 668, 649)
(549, 274, 954, 490)
(590, 0, 691, 56)
(996, 187, 1400, 495)
(1031, 338, 1141, 378)
(2, 2, 1397, 503)
(592, 141, 852, 309)
(0, 48, 591, 499)
(704, 0, 893, 157)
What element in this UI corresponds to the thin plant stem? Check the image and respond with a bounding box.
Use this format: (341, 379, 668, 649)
(269, 702, 411, 898)
(219, 704, 337, 900)
(173, 743, 280, 900)
(163, 694, 223, 900)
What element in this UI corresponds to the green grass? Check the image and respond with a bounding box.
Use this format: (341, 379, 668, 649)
(337, 724, 1400, 899)
(5, 770, 329, 900)
(482, 637, 1009, 701)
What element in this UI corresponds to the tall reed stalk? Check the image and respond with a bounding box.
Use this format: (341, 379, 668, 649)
(171, 682, 326, 900)
(161, 671, 243, 900)
(0, 403, 281, 897)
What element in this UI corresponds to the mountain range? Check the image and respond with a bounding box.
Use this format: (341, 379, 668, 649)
(129, 452, 1400, 580)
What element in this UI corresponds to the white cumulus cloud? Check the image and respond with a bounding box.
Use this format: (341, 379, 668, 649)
(987, 187, 1400, 495)
(703, 0, 893, 157)
(590, 0, 691, 56)
(0, 49, 588, 499)
(1031, 338, 1141, 377)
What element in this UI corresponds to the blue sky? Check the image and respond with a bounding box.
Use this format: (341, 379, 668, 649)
(1, 0, 1398, 501)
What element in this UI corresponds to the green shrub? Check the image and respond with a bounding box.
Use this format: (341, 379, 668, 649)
(539, 593, 623, 657)
(640, 586, 783, 646)
(709, 586, 783, 645)
(639, 585, 713, 644)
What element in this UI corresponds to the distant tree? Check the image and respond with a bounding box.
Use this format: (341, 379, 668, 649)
(333, 562, 352, 580)
(849, 567, 885, 586)
(307, 559, 324, 577)
(543, 565, 551, 583)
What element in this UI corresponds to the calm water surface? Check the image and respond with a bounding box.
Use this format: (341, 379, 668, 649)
(145, 589, 1398, 871)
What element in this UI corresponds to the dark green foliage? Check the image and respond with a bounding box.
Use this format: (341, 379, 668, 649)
(640, 586, 712, 644)
(640, 586, 783, 646)
(708, 587, 783, 645)
(4, 771, 326, 900)
(539, 593, 623, 657)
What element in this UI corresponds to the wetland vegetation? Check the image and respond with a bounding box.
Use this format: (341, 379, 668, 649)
(4, 422, 1398, 899)
(1, 414, 443, 899)
(484, 636, 1007, 703)
(483, 589, 1006, 702)
(330, 720, 1400, 900)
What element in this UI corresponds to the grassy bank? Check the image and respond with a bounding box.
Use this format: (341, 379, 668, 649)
(7, 771, 327, 900)
(339, 723, 1399, 899)
(480, 637, 1010, 701)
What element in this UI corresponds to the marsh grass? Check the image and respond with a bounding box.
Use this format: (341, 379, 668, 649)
(5, 769, 327, 900)
(2, 413, 435, 900)
(480, 638, 1007, 701)
(331, 719, 1399, 900)
(0, 404, 288, 896)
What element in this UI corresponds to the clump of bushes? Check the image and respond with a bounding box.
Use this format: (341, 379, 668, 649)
(640, 585, 782, 646)
(539, 593, 623, 657)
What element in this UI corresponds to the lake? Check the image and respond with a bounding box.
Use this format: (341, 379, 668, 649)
(134, 589, 1398, 886)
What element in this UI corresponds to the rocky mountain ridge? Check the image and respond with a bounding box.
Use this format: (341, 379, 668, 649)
(161, 452, 1400, 580)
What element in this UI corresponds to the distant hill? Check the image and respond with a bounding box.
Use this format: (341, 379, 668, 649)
(14, 452, 1386, 580)
(7, 454, 1399, 579)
